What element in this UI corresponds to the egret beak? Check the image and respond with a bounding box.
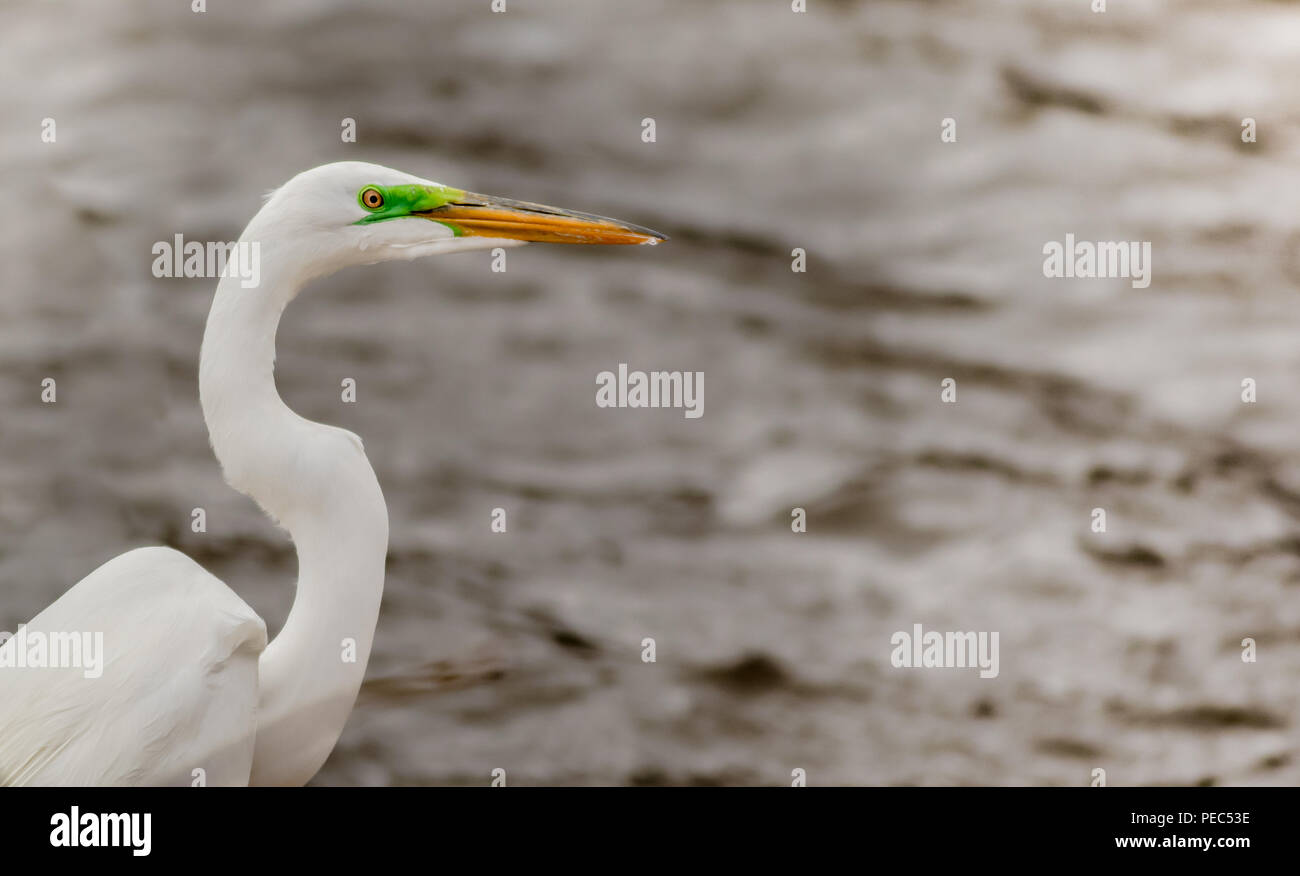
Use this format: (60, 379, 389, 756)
(418, 192, 666, 245)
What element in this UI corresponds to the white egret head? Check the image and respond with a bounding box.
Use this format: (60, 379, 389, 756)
(251, 161, 665, 279)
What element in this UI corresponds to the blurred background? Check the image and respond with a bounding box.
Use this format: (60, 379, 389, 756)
(2, 0, 1299, 785)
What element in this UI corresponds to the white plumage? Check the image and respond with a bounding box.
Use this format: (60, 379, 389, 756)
(0, 547, 264, 785)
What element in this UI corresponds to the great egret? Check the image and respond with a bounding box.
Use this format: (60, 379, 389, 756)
(0, 161, 664, 786)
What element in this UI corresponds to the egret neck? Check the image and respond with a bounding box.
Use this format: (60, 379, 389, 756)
(196, 161, 662, 786)
(198, 212, 389, 787)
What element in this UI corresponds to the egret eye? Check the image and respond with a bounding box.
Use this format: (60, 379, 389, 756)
(360, 187, 384, 210)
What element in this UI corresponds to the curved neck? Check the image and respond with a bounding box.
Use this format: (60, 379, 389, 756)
(199, 227, 388, 786)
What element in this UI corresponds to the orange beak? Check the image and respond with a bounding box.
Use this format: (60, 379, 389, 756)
(418, 192, 666, 245)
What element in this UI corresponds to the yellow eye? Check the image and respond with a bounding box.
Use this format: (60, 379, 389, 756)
(360, 187, 384, 210)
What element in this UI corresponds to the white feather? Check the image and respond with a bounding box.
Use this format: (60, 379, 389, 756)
(0, 547, 265, 786)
